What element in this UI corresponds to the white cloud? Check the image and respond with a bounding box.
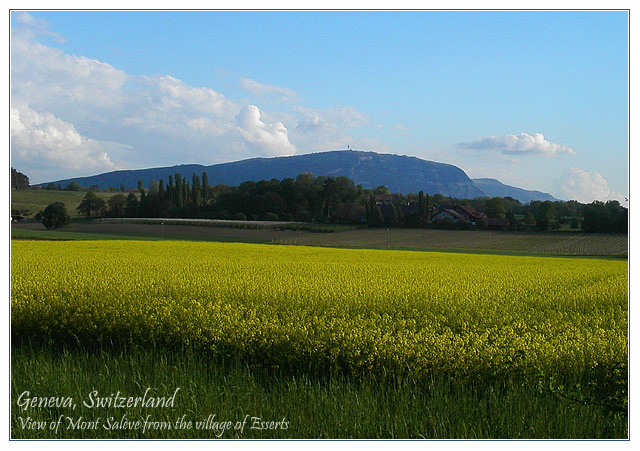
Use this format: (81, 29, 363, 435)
(9, 12, 378, 181)
(553, 167, 624, 203)
(240, 78, 300, 103)
(120, 75, 239, 140)
(11, 11, 66, 43)
(290, 105, 373, 150)
(150, 75, 237, 117)
(459, 133, 576, 156)
(10, 104, 120, 178)
(235, 105, 297, 156)
(11, 29, 129, 117)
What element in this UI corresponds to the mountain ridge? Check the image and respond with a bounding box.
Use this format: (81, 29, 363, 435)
(40, 150, 557, 202)
(472, 178, 559, 203)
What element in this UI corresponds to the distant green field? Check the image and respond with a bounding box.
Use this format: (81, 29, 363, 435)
(11, 189, 119, 218)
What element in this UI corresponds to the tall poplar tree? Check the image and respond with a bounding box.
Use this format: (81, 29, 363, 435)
(202, 172, 209, 207)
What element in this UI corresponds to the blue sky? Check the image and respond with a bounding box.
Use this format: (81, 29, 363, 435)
(9, 9, 629, 202)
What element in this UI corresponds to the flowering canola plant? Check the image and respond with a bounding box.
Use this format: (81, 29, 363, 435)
(11, 240, 628, 381)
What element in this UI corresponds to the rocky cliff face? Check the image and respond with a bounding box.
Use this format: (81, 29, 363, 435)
(205, 150, 485, 198)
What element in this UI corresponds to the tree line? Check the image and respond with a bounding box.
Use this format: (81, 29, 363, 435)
(77, 172, 629, 233)
(14, 166, 627, 233)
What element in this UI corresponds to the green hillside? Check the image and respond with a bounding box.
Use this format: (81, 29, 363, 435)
(11, 189, 118, 219)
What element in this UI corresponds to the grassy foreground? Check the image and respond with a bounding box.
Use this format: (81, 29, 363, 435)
(11, 343, 628, 439)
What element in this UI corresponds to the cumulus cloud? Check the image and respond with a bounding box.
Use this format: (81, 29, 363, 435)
(9, 12, 377, 181)
(553, 167, 624, 203)
(150, 75, 237, 117)
(11, 28, 129, 117)
(120, 75, 239, 140)
(235, 105, 297, 156)
(459, 133, 576, 156)
(10, 104, 120, 176)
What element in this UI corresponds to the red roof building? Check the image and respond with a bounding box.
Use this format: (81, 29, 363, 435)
(453, 205, 486, 222)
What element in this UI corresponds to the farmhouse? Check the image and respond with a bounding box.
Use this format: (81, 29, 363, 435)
(452, 205, 486, 224)
(373, 194, 393, 205)
(430, 204, 511, 230)
(431, 208, 466, 223)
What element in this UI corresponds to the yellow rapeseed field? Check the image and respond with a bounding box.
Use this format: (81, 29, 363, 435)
(11, 240, 628, 381)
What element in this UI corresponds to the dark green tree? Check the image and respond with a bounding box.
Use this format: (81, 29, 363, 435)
(581, 201, 606, 232)
(570, 216, 581, 229)
(107, 193, 128, 217)
(485, 197, 506, 219)
(506, 209, 518, 231)
(536, 201, 555, 231)
(581, 200, 627, 233)
(11, 168, 30, 190)
(475, 218, 488, 230)
(41, 202, 71, 229)
(418, 191, 430, 227)
(294, 173, 323, 220)
(183, 181, 191, 207)
(604, 200, 625, 232)
(431, 193, 452, 208)
(138, 190, 153, 217)
(149, 180, 159, 194)
(373, 185, 391, 195)
(384, 204, 399, 227)
(65, 181, 80, 191)
(77, 191, 106, 217)
(332, 202, 364, 224)
(191, 174, 202, 207)
(174, 174, 183, 209)
(202, 172, 209, 207)
(524, 212, 536, 225)
(365, 195, 384, 226)
(418, 191, 426, 225)
(125, 192, 139, 216)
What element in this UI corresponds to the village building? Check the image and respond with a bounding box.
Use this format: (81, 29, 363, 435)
(452, 205, 486, 224)
(373, 194, 393, 205)
(431, 208, 467, 223)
